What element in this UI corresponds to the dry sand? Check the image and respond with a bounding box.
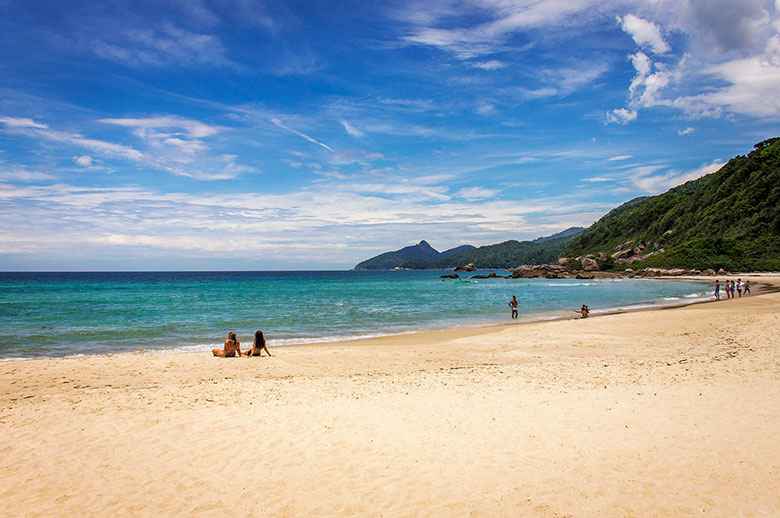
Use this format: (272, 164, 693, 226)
(1, 275, 779, 517)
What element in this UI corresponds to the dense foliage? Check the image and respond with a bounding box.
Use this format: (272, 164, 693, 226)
(565, 138, 780, 270)
(430, 234, 577, 269)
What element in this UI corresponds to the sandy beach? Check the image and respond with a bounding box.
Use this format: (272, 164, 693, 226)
(2, 275, 779, 517)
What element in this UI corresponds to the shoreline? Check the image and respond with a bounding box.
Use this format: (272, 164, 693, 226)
(1, 275, 732, 362)
(3, 275, 765, 362)
(2, 275, 779, 516)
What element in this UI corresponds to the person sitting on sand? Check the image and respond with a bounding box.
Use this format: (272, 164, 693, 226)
(573, 304, 589, 319)
(213, 332, 241, 357)
(245, 330, 274, 357)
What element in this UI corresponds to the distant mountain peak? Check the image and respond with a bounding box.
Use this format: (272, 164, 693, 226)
(353, 240, 474, 270)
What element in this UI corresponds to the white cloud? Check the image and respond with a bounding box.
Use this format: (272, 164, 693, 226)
(99, 116, 223, 138)
(0, 116, 145, 161)
(162, 137, 208, 154)
(606, 107, 637, 124)
(610, 1, 780, 122)
(73, 155, 93, 167)
(618, 14, 670, 54)
(0, 116, 49, 129)
(339, 119, 364, 137)
(476, 102, 495, 115)
(0, 172, 607, 266)
(470, 60, 507, 70)
(607, 155, 633, 161)
(455, 186, 500, 201)
(674, 56, 780, 117)
(677, 127, 695, 135)
(1, 115, 250, 180)
(399, 1, 607, 59)
(0, 168, 56, 182)
(630, 160, 724, 193)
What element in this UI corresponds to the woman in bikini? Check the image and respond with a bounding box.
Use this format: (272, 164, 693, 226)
(244, 330, 274, 357)
(213, 332, 241, 357)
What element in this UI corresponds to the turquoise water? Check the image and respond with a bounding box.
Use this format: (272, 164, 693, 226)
(0, 271, 711, 359)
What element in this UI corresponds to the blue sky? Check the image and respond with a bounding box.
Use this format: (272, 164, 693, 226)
(1, 0, 779, 270)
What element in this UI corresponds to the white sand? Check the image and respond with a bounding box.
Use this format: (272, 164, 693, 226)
(1, 275, 779, 517)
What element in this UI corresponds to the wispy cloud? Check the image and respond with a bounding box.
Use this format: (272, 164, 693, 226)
(339, 119, 364, 137)
(469, 60, 508, 70)
(629, 160, 724, 193)
(91, 24, 232, 69)
(1, 115, 249, 180)
(99, 116, 224, 138)
(270, 118, 334, 152)
(0, 115, 145, 161)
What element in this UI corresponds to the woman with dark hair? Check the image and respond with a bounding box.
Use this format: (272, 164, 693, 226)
(213, 332, 241, 357)
(245, 330, 274, 357)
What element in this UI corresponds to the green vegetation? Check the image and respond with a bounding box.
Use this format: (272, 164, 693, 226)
(565, 137, 780, 271)
(355, 229, 582, 270)
(431, 233, 578, 269)
(354, 241, 475, 270)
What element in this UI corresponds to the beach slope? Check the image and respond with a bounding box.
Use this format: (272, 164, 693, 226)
(2, 276, 779, 517)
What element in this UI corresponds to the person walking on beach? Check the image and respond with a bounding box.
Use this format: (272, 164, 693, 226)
(714, 279, 721, 300)
(508, 295, 518, 319)
(744, 280, 751, 295)
(245, 330, 274, 357)
(737, 278, 743, 297)
(213, 332, 241, 357)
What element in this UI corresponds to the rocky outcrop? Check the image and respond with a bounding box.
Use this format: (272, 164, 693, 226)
(470, 272, 500, 279)
(581, 257, 600, 271)
(453, 263, 478, 272)
(510, 264, 569, 278)
(609, 240, 664, 264)
(440, 273, 460, 279)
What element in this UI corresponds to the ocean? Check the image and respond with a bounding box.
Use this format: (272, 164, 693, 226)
(0, 270, 712, 359)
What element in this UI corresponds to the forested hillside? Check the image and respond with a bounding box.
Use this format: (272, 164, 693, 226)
(564, 137, 780, 271)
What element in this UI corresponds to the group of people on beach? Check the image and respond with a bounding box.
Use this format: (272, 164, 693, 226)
(212, 330, 274, 358)
(714, 278, 750, 300)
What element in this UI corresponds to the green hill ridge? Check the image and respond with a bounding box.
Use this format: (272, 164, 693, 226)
(353, 241, 475, 270)
(564, 137, 780, 271)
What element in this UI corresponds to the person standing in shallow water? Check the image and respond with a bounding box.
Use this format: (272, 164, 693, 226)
(508, 296, 518, 319)
(714, 279, 720, 300)
(213, 332, 241, 357)
(245, 330, 274, 357)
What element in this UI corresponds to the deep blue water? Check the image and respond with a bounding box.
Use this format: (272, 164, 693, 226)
(0, 270, 711, 359)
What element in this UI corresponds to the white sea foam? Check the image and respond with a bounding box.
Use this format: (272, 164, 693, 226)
(543, 282, 597, 287)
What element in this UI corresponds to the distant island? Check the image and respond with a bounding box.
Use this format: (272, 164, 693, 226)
(353, 228, 584, 270)
(355, 137, 780, 273)
(353, 241, 476, 270)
